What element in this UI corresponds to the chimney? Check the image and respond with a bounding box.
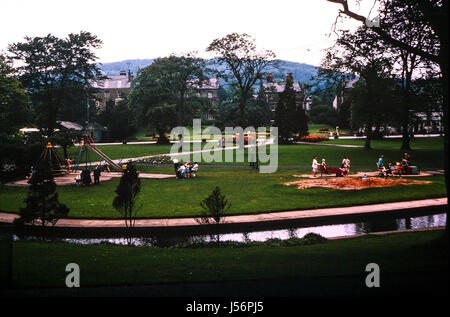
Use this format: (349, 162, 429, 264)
(128, 69, 133, 82)
(286, 72, 293, 82)
(266, 73, 273, 83)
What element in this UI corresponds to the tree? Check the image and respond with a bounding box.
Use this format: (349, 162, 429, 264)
(112, 162, 141, 229)
(327, 0, 449, 232)
(129, 55, 209, 142)
(50, 129, 82, 160)
(98, 98, 136, 142)
(308, 103, 339, 126)
(8, 31, 104, 136)
(14, 162, 69, 228)
(274, 74, 309, 143)
(0, 55, 30, 135)
(321, 26, 394, 149)
(207, 33, 276, 125)
(216, 83, 272, 128)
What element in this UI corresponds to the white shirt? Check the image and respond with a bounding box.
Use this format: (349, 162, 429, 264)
(312, 159, 318, 168)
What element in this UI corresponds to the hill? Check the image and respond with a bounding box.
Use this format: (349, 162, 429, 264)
(99, 58, 319, 84)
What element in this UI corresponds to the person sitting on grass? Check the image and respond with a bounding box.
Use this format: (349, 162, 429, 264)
(396, 161, 403, 176)
(185, 161, 191, 179)
(320, 159, 328, 177)
(388, 162, 396, 177)
(378, 165, 387, 178)
(401, 157, 409, 174)
(178, 163, 186, 179)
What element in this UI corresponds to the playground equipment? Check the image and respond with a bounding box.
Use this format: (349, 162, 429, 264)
(318, 165, 348, 177)
(73, 134, 122, 171)
(39, 142, 67, 176)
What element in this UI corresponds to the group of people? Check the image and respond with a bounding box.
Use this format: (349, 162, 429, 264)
(173, 158, 199, 179)
(376, 153, 411, 177)
(312, 156, 351, 177)
(75, 165, 102, 186)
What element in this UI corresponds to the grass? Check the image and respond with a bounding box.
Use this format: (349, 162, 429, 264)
(321, 136, 445, 150)
(59, 138, 445, 170)
(0, 167, 446, 218)
(8, 230, 448, 289)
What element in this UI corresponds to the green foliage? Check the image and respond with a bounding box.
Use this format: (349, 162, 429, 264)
(14, 162, 69, 227)
(216, 84, 272, 128)
(112, 162, 141, 228)
(275, 76, 309, 143)
(207, 33, 275, 124)
(0, 55, 30, 135)
(129, 54, 210, 140)
(308, 103, 339, 126)
(98, 98, 136, 142)
(197, 186, 231, 224)
(8, 31, 104, 136)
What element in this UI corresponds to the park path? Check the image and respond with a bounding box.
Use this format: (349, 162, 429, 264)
(0, 197, 446, 229)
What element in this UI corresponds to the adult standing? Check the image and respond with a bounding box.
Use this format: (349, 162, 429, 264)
(173, 158, 179, 174)
(312, 156, 319, 177)
(93, 165, 101, 185)
(377, 155, 384, 168)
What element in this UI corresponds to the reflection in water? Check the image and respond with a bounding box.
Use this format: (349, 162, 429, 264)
(13, 213, 446, 247)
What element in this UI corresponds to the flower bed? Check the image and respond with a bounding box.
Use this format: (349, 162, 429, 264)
(138, 155, 173, 164)
(299, 135, 329, 142)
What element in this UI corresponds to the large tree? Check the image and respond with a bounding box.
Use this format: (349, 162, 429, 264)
(207, 33, 276, 125)
(129, 55, 210, 141)
(8, 31, 104, 136)
(275, 74, 309, 143)
(321, 26, 394, 148)
(327, 0, 449, 231)
(0, 55, 30, 135)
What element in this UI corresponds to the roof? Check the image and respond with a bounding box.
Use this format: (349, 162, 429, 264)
(345, 78, 359, 89)
(263, 81, 302, 93)
(84, 122, 108, 131)
(91, 75, 132, 89)
(58, 121, 83, 131)
(187, 78, 220, 90)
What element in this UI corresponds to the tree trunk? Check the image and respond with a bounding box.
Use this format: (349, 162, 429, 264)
(401, 74, 412, 151)
(364, 123, 372, 149)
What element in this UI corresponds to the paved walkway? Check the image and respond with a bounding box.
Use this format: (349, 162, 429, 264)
(5, 171, 174, 187)
(0, 197, 446, 229)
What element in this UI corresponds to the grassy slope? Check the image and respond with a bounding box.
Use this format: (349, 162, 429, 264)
(10, 230, 448, 288)
(0, 168, 446, 218)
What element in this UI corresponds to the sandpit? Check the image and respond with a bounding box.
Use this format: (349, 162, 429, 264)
(284, 177, 431, 190)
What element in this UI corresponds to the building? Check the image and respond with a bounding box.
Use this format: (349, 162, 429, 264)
(188, 77, 220, 121)
(261, 73, 311, 111)
(91, 70, 134, 110)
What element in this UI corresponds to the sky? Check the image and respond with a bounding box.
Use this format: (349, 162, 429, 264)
(0, 0, 378, 66)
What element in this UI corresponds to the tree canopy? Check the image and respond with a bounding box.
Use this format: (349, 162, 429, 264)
(8, 31, 104, 135)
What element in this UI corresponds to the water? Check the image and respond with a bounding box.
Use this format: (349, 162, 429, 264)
(12, 211, 446, 247)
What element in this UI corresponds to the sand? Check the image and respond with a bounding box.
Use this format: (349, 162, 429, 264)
(284, 177, 431, 190)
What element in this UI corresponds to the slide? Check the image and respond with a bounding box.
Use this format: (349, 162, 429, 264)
(90, 146, 121, 171)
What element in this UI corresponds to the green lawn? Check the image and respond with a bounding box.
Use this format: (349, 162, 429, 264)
(0, 167, 446, 218)
(9, 230, 448, 289)
(321, 136, 445, 150)
(59, 138, 445, 170)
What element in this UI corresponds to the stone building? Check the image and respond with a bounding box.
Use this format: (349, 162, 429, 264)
(91, 70, 134, 110)
(261, 73, 311, 112)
